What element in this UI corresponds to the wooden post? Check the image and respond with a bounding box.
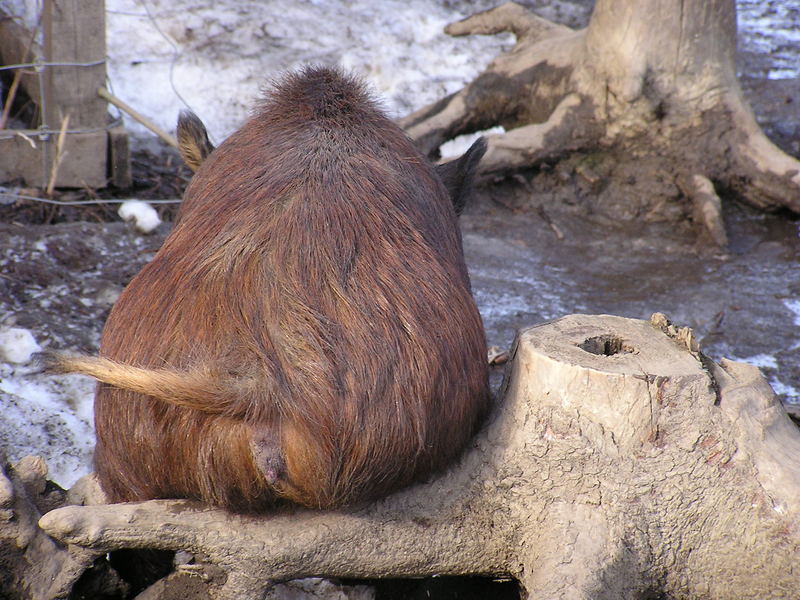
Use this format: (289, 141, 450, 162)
(0, 0, 130, 189)
(41, 0, 107, 132)
(0, 8, 42, 108)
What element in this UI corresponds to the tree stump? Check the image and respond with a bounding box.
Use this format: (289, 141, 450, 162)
(17, 314, 798, 599)
(399, 1, 800, 241)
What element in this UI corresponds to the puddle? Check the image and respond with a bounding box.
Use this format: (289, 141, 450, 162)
(462, 199, 800, 405)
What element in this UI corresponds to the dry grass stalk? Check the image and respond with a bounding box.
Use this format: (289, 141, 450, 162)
(45, 113, 70, 196)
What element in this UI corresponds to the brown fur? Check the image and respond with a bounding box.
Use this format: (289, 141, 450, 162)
(175, 106, 484, 215)
(55, 66, 490, 512)
(176, 110, 215, 172)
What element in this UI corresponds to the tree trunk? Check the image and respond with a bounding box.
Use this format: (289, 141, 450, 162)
(399, 1, 800, 242)
(12, 313, 799, 599)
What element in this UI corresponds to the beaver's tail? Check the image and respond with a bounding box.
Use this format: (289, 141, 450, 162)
(44, 353, 255, 416)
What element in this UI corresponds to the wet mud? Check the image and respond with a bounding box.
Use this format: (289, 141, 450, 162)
(463, 194, 799, 405)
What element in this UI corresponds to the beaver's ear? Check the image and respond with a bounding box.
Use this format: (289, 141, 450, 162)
(177, 110, 215, 173)
(434, 137, 487, 216)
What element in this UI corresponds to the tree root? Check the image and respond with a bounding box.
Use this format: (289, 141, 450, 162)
(724, 92, 800, 213)
(444, 2, 571, 42)
(0, 458, 105, 600)
(398, 4, 582, 157)
(676, 173, 728, 247)
(401, 1, 800, 218)
(480, 93, 592, 173)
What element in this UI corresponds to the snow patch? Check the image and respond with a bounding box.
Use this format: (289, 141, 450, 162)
(0, 327, 42, 364)
(118, 200, 162, 233)
(104, 0, 514, 146)
(0, 370, 95, 488)
(737, 353, 778, 370)
(440, 127, 505, 160)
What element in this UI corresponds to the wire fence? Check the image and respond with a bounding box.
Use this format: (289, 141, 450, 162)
(0, 192, 181, 206)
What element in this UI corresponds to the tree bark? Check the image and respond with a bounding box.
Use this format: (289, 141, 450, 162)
(399, 1, 800, 242)
(13, 313, 799, 599)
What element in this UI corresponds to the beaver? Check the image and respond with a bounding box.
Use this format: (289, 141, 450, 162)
(51, 66, 490, 512)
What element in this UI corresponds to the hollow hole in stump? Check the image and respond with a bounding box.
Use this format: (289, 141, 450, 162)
(578, 335, 635, 356)
(344, 575, 521, 600)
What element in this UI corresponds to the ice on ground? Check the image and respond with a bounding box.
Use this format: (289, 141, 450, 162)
(785, 299, 800, 327)
(770, 378, 799, 405)
(738, 353, 779, 370)
(737, 1, 800, 80)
